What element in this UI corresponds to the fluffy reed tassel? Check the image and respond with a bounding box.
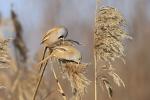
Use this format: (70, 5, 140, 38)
(95, 7, 131, 62)
(0, 37, 11, 91)
(0, 35, 11, 68)
(94, 7, 131, 98)
(61, 62, 90, 100)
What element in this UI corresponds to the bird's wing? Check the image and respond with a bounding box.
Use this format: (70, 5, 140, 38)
(41, 28, 58, 44)
(53, 46, 67, 51)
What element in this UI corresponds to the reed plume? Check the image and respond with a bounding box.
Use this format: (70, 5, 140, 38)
(0, 41, 11, 90)
(61, 62, 90, 100)
(94, 6, 131, 98)
(0, 38, 11, 68)
(95, 7, 131, 62)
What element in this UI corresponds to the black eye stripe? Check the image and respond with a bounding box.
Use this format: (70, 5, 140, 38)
(58, 35, 64, 39)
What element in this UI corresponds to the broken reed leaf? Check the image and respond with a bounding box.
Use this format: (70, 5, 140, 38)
(102, 78, 113, 98)
(61, 62, 90, 99)
(11, 9, 28, 62)
(97, 76, 113, 98)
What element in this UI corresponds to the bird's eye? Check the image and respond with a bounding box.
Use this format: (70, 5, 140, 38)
(58, 35, 64, 39)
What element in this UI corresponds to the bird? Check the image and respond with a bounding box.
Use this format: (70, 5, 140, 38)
(39, 26, 69, 71)
(51, 45, 82, 63)
(33, 27, 78, 100)
(41, 26, 68, 48)
(33, 27, 81, 100)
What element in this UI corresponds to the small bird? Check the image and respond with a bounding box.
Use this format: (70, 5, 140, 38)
(41, 26, 68, 48)
(51, 45, 82, 63)
(33, 27, 69, 100)
(40, 26, 68, 71)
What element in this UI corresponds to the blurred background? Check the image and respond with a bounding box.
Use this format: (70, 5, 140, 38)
(0, 0, 150, 100)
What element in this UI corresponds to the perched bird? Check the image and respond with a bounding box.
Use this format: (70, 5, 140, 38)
(40, 27, 68, 71)
(51, 45, 82, 63)
(34, 27, 80, 100)
(41, 26, 68, 48)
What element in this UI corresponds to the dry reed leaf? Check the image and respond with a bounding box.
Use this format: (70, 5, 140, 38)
(11, 9, 28, 62)
(102, 77, 113, 98)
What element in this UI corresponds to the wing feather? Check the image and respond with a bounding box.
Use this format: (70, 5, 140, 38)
(41, 28, 58, 44)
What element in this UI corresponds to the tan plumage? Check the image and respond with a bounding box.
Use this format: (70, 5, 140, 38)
(51, 45, 81, 63)
(41, 27, 68, 48)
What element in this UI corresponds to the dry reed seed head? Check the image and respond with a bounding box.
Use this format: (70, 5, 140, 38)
(95, 6, 128, 98)
(0, 39, 11, 67)
(95, 7, 130, 62)
(61, 62, 90, 99)
(95, 7, 124, 27)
